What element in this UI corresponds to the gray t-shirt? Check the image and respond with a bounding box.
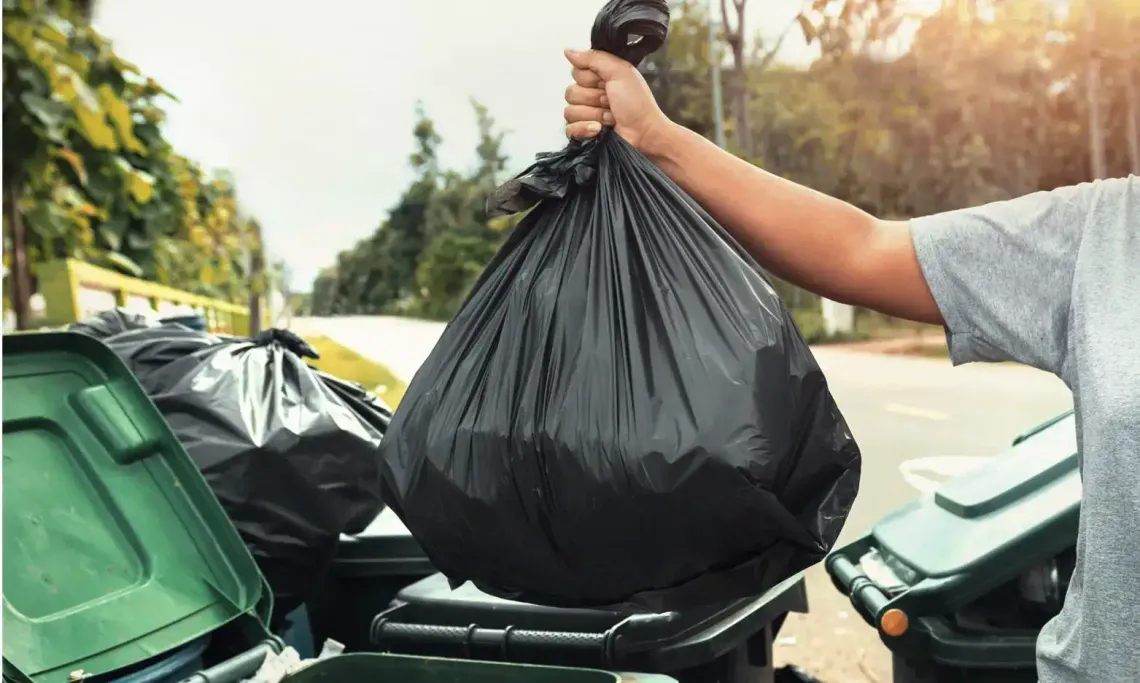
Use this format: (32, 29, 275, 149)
(911, 175, 1139, 682)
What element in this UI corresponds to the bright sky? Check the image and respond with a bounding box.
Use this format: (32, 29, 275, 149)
(91, 0, 939, 290)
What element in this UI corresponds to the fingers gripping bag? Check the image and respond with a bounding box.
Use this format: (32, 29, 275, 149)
(380, 0, 861, 611)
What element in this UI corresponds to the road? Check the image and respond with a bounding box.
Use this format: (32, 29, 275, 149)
(775, 348, 1071, 681)
(292, 315, 448, 384)
(295, 315, 1074, 682)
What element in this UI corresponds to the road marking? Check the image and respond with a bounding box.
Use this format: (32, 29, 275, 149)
(884, 403, 950, 421)
(899, 456, 991, 494)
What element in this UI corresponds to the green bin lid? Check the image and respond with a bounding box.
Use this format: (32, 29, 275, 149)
(2, 333, 270, 683)
(872, 412, 1080, 578)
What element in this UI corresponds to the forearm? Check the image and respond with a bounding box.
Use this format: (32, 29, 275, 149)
(644, 123, 942, 324)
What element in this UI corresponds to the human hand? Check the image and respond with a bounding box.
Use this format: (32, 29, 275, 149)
(563, 48, 672, 155)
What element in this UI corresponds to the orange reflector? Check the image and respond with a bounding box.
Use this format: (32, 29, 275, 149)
(880, 608, 909, 636)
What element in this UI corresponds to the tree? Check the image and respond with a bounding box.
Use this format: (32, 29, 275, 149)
(309, 0, 1131, 324)
(247, 218, 264, 333)
(1084, 0, 1108, 179)
(3, 0, 258, 328)
(639, 1, 716, 138)
(719, 0, 750, 153)
(310, 100, 512, 320)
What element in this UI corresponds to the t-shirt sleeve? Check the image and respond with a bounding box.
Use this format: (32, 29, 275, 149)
(909, 181, 1099, 376)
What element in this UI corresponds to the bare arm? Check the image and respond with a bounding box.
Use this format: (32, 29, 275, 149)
(643, 123, 943, 325)
(562, 48, 944, 326)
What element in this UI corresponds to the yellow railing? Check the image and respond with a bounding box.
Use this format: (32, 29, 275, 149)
(34, 259, 256, 335)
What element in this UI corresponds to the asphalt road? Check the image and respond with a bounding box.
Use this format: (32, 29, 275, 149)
(776, 348, 1072, 681)
(294, 315, 1074, 681)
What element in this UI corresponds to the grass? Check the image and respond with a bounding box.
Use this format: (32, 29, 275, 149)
(913, 344, 951, 359)
(304, 333, 407, 408)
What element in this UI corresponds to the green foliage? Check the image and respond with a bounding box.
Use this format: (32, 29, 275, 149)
(311, 100, 511, 320)
(314, 0, 1140, 322)
(639, 0, 718, 139)
(654, 0, 1139, 310)
(305, 333, 407, 408)
(3, 0, 257, 310)
(791, 307, 826, 344)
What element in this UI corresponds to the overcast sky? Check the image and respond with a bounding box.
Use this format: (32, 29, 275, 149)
(92, 1, 930, 290)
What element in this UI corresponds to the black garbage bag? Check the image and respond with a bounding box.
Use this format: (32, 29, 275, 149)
(103, 326, 388, 621)
(317, 368, 394, 434)
(68, 306, 162, 339)
(101, 325, 228, 377)
(379, 0, 861, 611)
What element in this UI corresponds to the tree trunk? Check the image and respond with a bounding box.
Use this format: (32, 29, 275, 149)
(79, 0, 97, 23)
(5, 177, 32, 331)
(733, 65, 749, 155)
(720, 0, 750, 155)
(1126, 71, 1140, 175)
(1085, 2, 1108, 179)
(248, 223, 264, 335)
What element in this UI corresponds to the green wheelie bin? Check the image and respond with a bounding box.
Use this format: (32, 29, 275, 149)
(826, 411, 1079, 683)
(2, 332, 287, 683)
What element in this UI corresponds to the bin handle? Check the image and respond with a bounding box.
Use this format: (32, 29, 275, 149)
(370, 612, 675, 665)
(826, 555, 891, 626)
(174, 639, 283, 683)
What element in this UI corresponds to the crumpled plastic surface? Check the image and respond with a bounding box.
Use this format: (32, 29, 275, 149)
(380, 0, 861, 612)
(67, 307, 162, 339)
(100, 325, 389, 621)
(245, 640, 345, 683)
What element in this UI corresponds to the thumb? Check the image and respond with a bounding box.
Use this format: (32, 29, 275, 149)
(564, 48, 628, 81)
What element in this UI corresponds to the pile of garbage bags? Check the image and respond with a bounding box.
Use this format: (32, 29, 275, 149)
(69, 309, 390, 622)
(380, 0, 861, 611)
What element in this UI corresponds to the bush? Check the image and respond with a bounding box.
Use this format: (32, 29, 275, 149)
(792, 308, 826, 344)
(791, 307, 870, 345)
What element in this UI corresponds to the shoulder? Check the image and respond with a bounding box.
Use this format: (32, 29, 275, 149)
(1082, 175, 1137, 224)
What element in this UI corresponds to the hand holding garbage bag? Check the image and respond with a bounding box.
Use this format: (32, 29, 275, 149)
(102, 325, 388, 621)
(380, 0, 861, 611)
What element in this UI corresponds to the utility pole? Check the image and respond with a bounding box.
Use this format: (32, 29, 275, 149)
(5, 177, 31, 330)
(707, 0, 727, 148)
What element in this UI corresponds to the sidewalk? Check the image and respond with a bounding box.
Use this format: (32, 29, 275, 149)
(824, 331, 948, 358)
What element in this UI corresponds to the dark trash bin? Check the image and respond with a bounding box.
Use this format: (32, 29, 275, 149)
(307, 508, 435, 651)
(827, 411, 1079, 683)
(369, 573, 808, 683)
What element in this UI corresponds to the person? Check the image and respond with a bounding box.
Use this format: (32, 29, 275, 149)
(560, 48, 1138, 683)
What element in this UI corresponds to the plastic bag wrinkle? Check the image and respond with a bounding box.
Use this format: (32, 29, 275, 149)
(381, 0, 859, 612)
(98, 324, 389, 619)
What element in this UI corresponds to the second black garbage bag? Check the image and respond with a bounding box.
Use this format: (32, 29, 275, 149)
(381, 0, 861, 611)
(102, 326, 389, 622)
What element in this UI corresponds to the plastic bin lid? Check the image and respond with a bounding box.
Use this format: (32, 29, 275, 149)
(1, 333, 271, 683)
(872, 412, 1080, 578)
(335, 508, 433, 575)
